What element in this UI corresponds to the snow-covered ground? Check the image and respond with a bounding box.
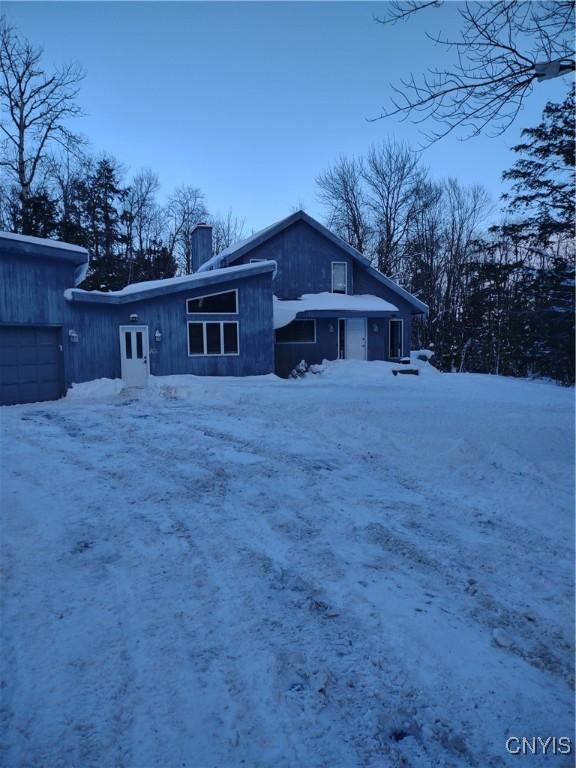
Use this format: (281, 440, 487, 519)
(1, 360, 574, 768)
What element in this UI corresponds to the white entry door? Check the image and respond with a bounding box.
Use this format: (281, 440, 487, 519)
(345, 318, 367, 360)
(119, 326, 149, 387)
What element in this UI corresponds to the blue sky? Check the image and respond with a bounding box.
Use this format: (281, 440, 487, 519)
(3, 1, 570, 230)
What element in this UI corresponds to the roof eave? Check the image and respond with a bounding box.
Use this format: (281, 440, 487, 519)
(65, 261, 275, 304)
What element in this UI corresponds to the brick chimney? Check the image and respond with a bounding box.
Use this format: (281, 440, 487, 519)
(190, 224, 213, 272)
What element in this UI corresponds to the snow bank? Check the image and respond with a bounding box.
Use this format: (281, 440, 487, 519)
(273, 293, 399, 329)
(66, 378, 125, 399)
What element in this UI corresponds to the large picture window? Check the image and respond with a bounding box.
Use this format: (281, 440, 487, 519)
(186, 290, 237, 314)
(188, 321, 239, 355)
(275, 319, 316, 344)
(331, 262, 347, 294)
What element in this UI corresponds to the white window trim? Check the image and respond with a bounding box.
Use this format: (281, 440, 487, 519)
(389, 318, 404, 359)
(186, 288, 238, 315)
(187, 320, 240, 357)
(275, 319, 317, 345)
(331, 262, 348, 294)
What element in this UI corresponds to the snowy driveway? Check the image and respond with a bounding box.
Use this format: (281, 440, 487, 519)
(1, 363, 574, 768)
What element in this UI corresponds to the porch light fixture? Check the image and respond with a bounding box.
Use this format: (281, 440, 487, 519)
(68, 329, 79, 343)
(329, 323, 335, 333)
(372, 322, 379, 333)
(129, 313, 138, 323)
(154, 329, 162, 343)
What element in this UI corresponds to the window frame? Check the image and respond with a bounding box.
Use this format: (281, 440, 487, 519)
(187, 320, 240, 357)
(331, 261, 348, 294)
(186, 289, 238, 315)
(275, 319, 317, 345)
(389, 318, 404, 359)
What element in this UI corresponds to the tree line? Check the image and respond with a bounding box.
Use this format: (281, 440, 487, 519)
(1, 16, 573, 383)
(317, 86, 575, 384)
(0, 18, 245, 291)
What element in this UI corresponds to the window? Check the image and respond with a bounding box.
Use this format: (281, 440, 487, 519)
(389, 319, 403, 359)
(125, 331, 133, 359)
(186, 290, 237, 314)
(275, 319, 316, 344)
(332, 262, 347, 294)
(188, 321, 239, 356)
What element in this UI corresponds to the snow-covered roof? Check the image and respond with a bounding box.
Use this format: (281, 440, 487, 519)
(0, 231, 90, 286)
(273, 293, 399, 329)
(198, 210, 428, 315)
(0, 231, 89, 255)
(64, 261, 276, 304)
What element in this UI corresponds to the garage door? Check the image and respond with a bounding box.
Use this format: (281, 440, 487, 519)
(0, 326, 64, 406)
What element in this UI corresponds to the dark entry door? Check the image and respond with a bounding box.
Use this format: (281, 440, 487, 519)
(0, 326, 64, 406)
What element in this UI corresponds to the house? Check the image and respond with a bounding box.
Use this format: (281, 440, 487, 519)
(0, 211, 427, 406)
(0, 230, 275, 405)
(198, 210, 428, 377)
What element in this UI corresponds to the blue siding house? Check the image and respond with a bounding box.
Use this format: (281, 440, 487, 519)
(199, 211, 427, 377)
(0, 211, 427, 405)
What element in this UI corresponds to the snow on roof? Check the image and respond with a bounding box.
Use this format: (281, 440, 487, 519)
(198, 218, 282, 273)
(273, 293, 398, 329)
(64, 261, 276, 304)
(0, 231, 88, 256)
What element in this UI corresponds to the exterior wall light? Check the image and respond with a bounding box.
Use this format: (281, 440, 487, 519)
(329, 323, 335, 333)
(129, 313, 138, 322)
(154, 329, 162, 343)
(68, 329, 79, 343)
(372, 322, 379, 332)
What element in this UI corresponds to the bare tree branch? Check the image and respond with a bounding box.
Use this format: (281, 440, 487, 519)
(371, 1, 575, 144)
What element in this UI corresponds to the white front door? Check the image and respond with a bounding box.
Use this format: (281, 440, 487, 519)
(345, 318, 367, 360)
(119, 326, 149, 387)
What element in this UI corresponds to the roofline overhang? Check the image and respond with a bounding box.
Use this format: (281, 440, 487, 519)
(65, 261, 276, 304)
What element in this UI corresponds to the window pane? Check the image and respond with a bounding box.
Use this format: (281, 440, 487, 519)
(188, 323, 204, 355)
(275, 320, 316, 343)
(332, 263, 347, 294)
(223, 323, 238, 354)
(187, 291, 237, 314)
(125, 332, 133, 359)
(206, 323, 222, 354)
(136, 331, 143, 359)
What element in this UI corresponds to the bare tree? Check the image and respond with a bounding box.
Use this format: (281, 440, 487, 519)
(363, 141, 425, 275)
(166, 185, 207, 273)
(372, 1, 575, 143)
(316, 155, 370, 254)
(210, 209, 246, 254)
(0, 17, 85, 231)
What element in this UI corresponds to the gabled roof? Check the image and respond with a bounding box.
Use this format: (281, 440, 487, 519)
(0, 231, 90, 286)
(64, 261, 276, 304)
(198, 210, 428, 315)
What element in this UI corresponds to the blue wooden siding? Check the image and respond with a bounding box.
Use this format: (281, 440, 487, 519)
(1, 251, 274, 391)
(229, 219, 415, 369)
(0, 255, 77, 326)
(66, 272, 274, 383)
(233, 220, 357, 299)
(275, 318, 338, 377)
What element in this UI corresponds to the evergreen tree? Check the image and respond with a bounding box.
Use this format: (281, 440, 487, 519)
(79, 157, 128, 290)
(502, 85, 575, 246)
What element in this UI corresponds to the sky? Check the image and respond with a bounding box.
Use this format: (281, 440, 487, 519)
(3, 1, 571, 231)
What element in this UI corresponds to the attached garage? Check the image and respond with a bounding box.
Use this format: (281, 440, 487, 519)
(0, 326, 65, 406)
(0, 232, 89, 406)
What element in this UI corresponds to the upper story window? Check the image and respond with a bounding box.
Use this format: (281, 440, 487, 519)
(331, 262, 347, 294)
(186, 289, 237, 314)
